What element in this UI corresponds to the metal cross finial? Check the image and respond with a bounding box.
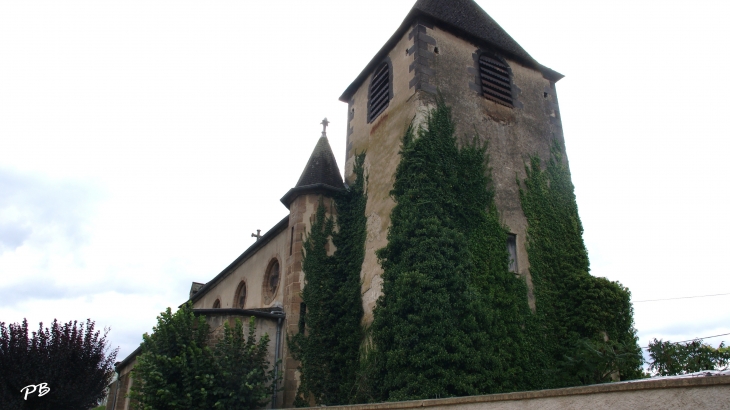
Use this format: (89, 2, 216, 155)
(251, 229, 262, 241)
(320, 118, 329, 137)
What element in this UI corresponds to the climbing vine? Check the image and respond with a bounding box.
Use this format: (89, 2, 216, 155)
(519, 143, 643, 386)
(293, 98, 643, 404)
(370, 97, 537, 401)
(290, 153, 367, 406)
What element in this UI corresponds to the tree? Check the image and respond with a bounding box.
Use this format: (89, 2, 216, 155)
(648, 338, 730, 376)
(212, 318, 278, 409)
(129, 302, 217, 410)
(0, 318, 118, 410)
(129, 302, 277, 410)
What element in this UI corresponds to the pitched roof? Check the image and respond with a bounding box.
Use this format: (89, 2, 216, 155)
(340, 0, 563, 101)
(188, 216, 290, 304)
(280, 136, 345, 207)
(412, 0, 534, 63)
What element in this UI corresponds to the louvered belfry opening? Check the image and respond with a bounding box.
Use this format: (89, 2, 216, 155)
(368, 62, 390, 123)
(479, 53, 513, 107)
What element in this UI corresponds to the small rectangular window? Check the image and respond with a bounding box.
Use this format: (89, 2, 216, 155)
(298, 302, 307, 333)
(507, 234, 518, 273)
(290, 227, 294, 255)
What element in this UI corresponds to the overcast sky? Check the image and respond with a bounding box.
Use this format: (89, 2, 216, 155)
(1, 0, 729, 366)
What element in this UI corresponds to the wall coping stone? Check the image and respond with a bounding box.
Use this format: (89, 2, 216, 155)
(299, 376, 730, 410)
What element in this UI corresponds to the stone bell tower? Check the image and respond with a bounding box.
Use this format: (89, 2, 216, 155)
(339, 0, 568, 318)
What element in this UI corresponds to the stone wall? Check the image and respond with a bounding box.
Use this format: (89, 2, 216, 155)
(105, 355, 137, 410)
(298, 376, 730, 410)
(192, 224, 289, 311)
(343, 20, 567, 318)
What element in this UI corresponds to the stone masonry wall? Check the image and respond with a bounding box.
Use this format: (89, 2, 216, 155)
(344, 22, 568, 316)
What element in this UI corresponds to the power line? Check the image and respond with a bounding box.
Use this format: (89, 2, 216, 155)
(634, 292, 730, 303)
(641, 332, 730, 349)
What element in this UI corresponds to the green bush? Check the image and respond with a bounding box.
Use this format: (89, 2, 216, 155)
(129, 302, 277, 410)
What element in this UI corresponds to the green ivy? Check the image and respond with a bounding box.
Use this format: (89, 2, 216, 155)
(369, 97, 538, 401)
(455, 137, 538, 394)
(292, 98, 643, 403)
(290, 153, 368, 406)
(519, 143, 643, 386)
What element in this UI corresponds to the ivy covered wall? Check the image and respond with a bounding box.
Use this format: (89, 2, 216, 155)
(290, 154, 368, 406)
(293, 99, 642, 405)
(519, 146, 643, 386)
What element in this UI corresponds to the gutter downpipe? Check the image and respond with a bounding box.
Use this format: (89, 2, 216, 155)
(271, 312, 284, 408)
(111, 366, 121, 410)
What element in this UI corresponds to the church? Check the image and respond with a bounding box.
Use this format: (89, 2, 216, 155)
(107, 0, 570, 408)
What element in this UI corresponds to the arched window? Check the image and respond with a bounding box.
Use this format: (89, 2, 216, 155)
(478, 52, 513, 107)
(367, 60, 391, 123)
(212, 299, 220, 309)
(234, 281, 247, 309)
(263, 258, 281, 305)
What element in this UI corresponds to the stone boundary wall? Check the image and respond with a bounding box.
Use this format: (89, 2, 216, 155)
(301, 376, 730, 410)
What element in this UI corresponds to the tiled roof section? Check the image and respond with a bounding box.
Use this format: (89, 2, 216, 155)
(340, 0, 563, 102)
(412, 0, 535, 65)
(295, 136, 345, 189)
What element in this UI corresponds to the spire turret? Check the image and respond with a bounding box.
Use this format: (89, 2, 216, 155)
(280, 121, 344, 208)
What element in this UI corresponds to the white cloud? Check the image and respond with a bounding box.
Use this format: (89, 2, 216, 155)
(1, 0, 728, 362)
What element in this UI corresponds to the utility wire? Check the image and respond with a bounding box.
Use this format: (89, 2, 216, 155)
(641, 332, 730, 349)
(634, 292, 730, 303)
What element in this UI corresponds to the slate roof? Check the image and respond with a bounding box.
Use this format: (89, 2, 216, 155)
(412, 0, 534, 64)
(340, 0, 563, 101)
(280, 136, 344, 207)
(294, 136, 344, 189)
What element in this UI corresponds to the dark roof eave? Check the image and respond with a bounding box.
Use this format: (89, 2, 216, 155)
(339, 10, 563, 102)
(187, 215, 290, 305)
(193, 308, 286, 320)
(280, 183, 345, 209)
(115, 345, 142, 372)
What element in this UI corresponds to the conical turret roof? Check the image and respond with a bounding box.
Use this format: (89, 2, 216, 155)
(280, 136, 344, 208)
(294, 136, 345, 189)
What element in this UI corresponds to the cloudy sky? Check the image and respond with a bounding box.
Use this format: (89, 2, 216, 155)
(1, 0, 729, 366)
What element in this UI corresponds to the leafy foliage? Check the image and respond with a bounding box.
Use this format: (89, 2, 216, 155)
(519, 143, 643, 386)
(212, 318, 278, 409)
(369, 97, 536, 401)
(291, 98, 643, 402)
(290, 153, 367, 406)
(129, 303, 217, 410)
(648, 338, 730, 376)
(129, 302, 276, 410)
(454, 135, 536, 394)
(557, 338, 644, 385)
(0, 318, 117, 410)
